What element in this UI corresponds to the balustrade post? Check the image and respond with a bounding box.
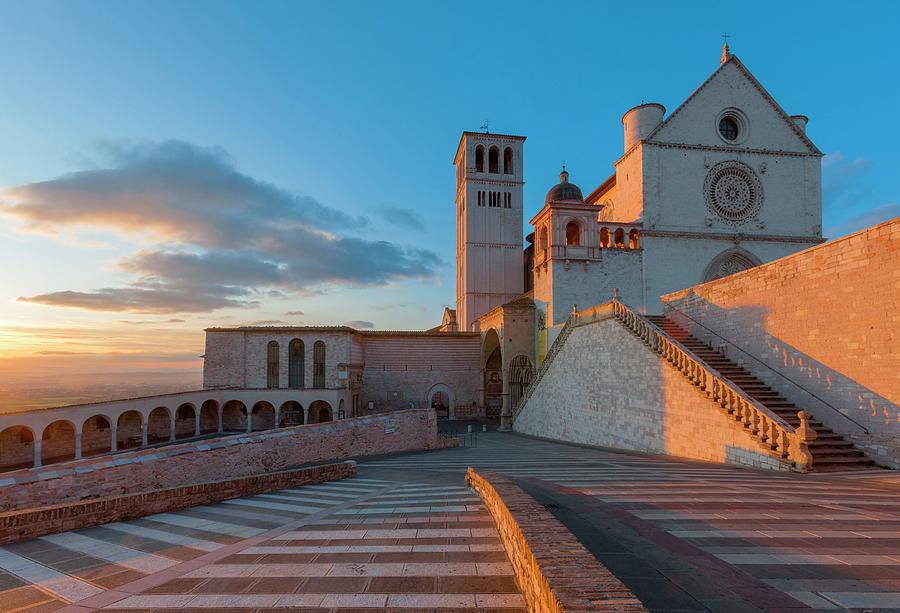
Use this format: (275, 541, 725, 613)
(750, 408, 760, 436)
(789, 410, 817, 473)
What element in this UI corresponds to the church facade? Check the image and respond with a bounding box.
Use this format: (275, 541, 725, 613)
(203, 48, 825, 423)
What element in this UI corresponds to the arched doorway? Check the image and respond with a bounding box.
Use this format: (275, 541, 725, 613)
(482, 329, 503, 419)
(147, 407, 172, 444)
(82, 415, 112, 457)
(427, 384, 454, 420)
(309, 400, 332, 424)
(703, 247, 762, 282)
(222, 400, 248, 432)
(175, 403, 196, 439)
(251, 401, 276, 431)
(41, 420, 76, 465)
(0, 426, 34, 472)
(508, 355, 535, 410)
(117, 410, 143, 450)
(279, 401, 304, 428)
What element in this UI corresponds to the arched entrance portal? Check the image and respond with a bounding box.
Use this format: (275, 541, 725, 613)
(509, 355, 535, 410)
(482, 329, 503, 419)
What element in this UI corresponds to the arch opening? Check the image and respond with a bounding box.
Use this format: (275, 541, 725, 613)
(475, 145, 484, 172)
(309, 400, 332, 424)
(614, 228, 625, 249)
(82, 415, 112, 457)
(117, 410, 144, 450)
(509, 355, 535, 410)
(628, 229, 640, 250)
(488, 146, 499, 173)
(703, 248, 762, 282)
(147, 407, 172, 444)
(251, 401, 276, 431)
(41, 420, 76, 465)
(279, 400, 304, 428)
(175, 403, 196, 439)
(199, 399, 220, 434)
(482, 329, 503, 418)
(0, 426, 34, 472)
(599, 227, 611, 248)
(565, 221, 581, 246)
(222, 400, 248, 432)
(503, 147, 513, 175)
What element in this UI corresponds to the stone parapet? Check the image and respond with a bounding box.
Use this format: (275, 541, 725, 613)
(466, 467, 647, 612)
(0, 460, 356, 545)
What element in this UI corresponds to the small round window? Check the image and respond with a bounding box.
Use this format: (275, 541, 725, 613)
(718, 117, 739, 141)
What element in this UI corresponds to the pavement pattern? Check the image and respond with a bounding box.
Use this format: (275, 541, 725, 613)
(3, 432, 900, 612)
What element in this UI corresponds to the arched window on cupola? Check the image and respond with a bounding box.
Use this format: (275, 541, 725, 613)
(503, 147, 513, 174)
(475, 145, 484, 172)
(565, 221, 581, 246)
(267, 341, 279, 388)
(488, 146, 499, 173)
(614, 228, 625, 249)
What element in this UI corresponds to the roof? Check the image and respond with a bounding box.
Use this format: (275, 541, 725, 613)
(204, 325, 478, 338)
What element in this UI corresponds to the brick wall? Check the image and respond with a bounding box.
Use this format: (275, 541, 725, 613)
(1, 408, 437, 511)
(0, 461, 356, 545)
(466, 468, 646, 612)
(662, 218, 900, 466)
(514, 315, 793, 471)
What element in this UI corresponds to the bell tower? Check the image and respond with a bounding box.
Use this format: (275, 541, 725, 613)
(453, 131, 526, 331)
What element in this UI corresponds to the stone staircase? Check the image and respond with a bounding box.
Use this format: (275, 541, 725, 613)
(646, 315, 875, 473)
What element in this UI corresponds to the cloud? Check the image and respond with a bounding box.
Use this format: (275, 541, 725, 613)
(119, 318, 186, 325)
(376, 205, 425, 231)
(4, 140, 443, 314)
(825, 203, 900, 238)
(284, 310, 304, 316)
(823, 152, 871, 211)
(344, 320, 374, 329)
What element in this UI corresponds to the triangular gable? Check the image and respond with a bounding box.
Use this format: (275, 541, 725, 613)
(645, 55, 821, 155)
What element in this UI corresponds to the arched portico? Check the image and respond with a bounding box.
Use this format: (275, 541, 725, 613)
(251, 401, 276, 431)
(222, 400, 248, 432)
(82, 415, 112, 457)
(199, 399, 220, 434)
(0, 426, 34, 472)
(147, 407, 172, 444)
(279, 401, 304, 428)
(117, 410, 144, 450)
(482, 328, 505, 424)
(426, 383, 455, 420)
(175, 403, 196, 439)
(41, 420, 76, 465)
(309, 400, 332, 424)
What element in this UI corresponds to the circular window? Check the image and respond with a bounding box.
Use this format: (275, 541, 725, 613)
(715, 108, 749, 145)
(704, 161, 763, 224)
(718, 117, 739, 141)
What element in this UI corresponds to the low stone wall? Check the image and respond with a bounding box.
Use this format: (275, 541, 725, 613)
(1, 408, 437, 511)
(514, 315, 793, 471)
(466, 468, 646, 612)
(0, 461, 356, 545)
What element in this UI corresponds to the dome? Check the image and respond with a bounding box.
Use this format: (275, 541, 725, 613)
(545, 167, 584, 205)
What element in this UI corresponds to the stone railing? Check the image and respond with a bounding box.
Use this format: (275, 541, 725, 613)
(612, 299, 815, 472)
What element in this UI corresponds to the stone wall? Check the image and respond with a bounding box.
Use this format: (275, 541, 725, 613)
(466, 468, 646, 612)
(662, 218, 900, 467)
(1, 408, 437, 511)
(514, 315, 792, 471)
(0, 461, 356, 545)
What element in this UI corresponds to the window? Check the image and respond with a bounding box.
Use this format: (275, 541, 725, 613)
(475, 145, 484, 172)
(538, 226, 548, 251)
(313, 341, 326, 388)
(718, 117, 739, 141)
(288, 339, 304, 388)
(599, 227, 610, 248)
(266, 341, 279, 388)
(614, 228, 625, 248)
(565, 221, 581, 246)
(629, 229, 641, 249)
(488, 146, 499, 173)
(504, 193, 511, 208)
(503, 147, 513, 174)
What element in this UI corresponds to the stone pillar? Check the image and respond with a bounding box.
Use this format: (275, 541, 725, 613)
(169, 417, 176, 442)
(141, 420, 148, 447)
(74, 431, 82, 460)
(33, 439, 42, 469)
(303, 407, 310, 425)
(217, 408, 223, 433)
(110, 425, 118, 452)
(275, 408, 281, 429)
(499, 367, 512, 431)
(246, 411, 253, 433)
(194, 413, 201, 437)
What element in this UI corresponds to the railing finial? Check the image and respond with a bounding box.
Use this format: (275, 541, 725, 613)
(613, 288, 619, 301)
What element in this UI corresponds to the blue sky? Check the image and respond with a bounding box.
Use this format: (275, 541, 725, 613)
(0, 0, 897, 375)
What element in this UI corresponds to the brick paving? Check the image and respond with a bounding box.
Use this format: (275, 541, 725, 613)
(0, 475, 524, 612)
(4, 432, 900, 612)
(367, 433, 900, 612)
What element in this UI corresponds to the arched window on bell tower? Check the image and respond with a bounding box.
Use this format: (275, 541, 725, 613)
(488, 146, 499, 173)
(503, 147, 513, 174)
(475, 145, 484, 172)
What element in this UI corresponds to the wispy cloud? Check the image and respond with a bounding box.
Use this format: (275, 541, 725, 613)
(825, 203, 900, 238)
(3, 140, 443, 314)
(822, 151, 897, 238)
(119, 318, 186, 325)
(284, 310, 304, 316)
(376, 205, 425, 231)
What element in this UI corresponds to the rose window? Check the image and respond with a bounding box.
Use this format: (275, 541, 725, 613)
(704, 161, 763, 224)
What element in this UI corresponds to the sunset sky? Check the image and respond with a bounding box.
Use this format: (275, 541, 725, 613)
(1, 1, 898, 378)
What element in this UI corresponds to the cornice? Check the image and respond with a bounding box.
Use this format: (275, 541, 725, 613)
(641, 229, 824, 244)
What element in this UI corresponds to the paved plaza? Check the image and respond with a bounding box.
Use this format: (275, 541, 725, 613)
(3, 433, 900, 612)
